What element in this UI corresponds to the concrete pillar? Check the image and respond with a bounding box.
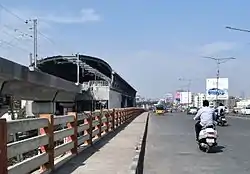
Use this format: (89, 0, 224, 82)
(25, 100, 34, 117)
(133, 97, 136, 107)
(124, 96, 128, 108)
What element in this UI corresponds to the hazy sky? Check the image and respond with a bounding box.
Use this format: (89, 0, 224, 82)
(1, 0, 250, 98)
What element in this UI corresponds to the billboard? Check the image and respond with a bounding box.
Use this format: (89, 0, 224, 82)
(175, 92, 181, 101)
(180, 92, 192, 104)
(206, 78, 228, 100)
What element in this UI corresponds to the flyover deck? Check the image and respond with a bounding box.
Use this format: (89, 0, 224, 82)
(53, 112, 148, 174)
(144, 113, 250, 174)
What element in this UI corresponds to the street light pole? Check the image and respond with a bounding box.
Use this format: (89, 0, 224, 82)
(203, 56, 236, 107)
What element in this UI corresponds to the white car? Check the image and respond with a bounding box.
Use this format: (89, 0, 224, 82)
(188, 107, 198, 115)
(241, 106, 250, 115)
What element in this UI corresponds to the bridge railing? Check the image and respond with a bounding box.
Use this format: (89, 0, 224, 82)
(0, 107, 145, 174)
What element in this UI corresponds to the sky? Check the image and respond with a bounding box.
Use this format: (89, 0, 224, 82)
(1, 0, 250, 98)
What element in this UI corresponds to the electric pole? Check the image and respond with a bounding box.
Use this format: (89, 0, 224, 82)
(29, 53, 33, 66)
(33, 19, 38, 68)
(76, 53, 80, 85)
(203, 56, 236, 107)
(26, 19, 38, 68)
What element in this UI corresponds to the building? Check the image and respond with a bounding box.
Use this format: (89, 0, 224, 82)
(194, 93, 206, 108)
(236, 99, 250, 108)
(228, 96, 240, 109)
(36, 55, 136, 111)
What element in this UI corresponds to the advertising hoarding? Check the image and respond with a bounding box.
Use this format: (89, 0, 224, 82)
(206, 78, 228, 100)
(180, 92, 192, 104)
(175, 92, 180, 101)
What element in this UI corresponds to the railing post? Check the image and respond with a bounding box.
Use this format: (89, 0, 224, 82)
(120, 110, 124, 124)
(124, 110, 126, 122)
(104, 111, 109, 133)
(86, 112, 93, 145)
(117, 110, 120, 127)
(124, 110, 127, 122)
(39, 114, 54, 172)
(111, 109, 115, 130)
(0, 119, 7, 174)
(67, 112, 78, 154)
(116, 110, 119, 128)
(97, 110, 102, 138)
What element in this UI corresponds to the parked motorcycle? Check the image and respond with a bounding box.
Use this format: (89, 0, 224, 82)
(198, 125, 218, 153)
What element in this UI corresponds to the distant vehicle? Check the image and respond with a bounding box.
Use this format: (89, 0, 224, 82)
(208, 88, 225, 95)
(155, 105, 165, 115)
(241, 106, 250, 115)
(187, 107, 198, 115)
(165, 108, 172, 113)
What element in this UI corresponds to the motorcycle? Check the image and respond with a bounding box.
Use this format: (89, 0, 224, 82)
(217, 115, 228, 126)
(215, 109, 228, 126)
(198, 124, 218, 153)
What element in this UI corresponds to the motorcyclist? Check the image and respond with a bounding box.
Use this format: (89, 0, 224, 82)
(193, 100, 216, 142)
(216, 103, 225, 120)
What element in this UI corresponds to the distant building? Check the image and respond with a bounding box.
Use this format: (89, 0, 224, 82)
(236, 99, 250, 108)
(36, 55, 136, 111)
(194, 93, 206, 108)
(228, 96, 240, 109)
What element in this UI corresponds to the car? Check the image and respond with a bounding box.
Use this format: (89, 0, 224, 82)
(155, 105, 165, 115)
(187, 107, 198, 115)
(208, 88, 225, 95)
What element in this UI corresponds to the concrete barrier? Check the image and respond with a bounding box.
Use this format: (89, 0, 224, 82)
(0, 108, 145, 174)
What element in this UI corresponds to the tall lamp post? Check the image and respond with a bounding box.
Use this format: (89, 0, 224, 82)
(203, 56, 236, 107)
(179, 78, 192, 109)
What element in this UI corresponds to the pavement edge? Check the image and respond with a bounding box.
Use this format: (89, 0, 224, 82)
(130, 112, 149, 174)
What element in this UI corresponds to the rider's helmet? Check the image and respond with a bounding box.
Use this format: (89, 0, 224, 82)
(219, 103, 224, 106)
(203, 100, 209, 107)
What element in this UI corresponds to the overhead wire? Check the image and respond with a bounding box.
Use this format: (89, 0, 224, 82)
(0, 3, 65, 56)
(0, 24, 33, 54)
(0, 38, 30, 52)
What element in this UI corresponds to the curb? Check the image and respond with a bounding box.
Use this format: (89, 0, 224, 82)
(227, 115, 250, 120)
(129, 112, 149, 174)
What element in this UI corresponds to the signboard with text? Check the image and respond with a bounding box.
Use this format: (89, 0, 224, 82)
(206, 78, 229, 100)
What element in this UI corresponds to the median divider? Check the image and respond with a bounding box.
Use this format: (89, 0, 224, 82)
(130, 112, 149, 174)
(0, 107, 145, 174)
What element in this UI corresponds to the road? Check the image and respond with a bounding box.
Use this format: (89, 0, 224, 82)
(144, 113, 250, 174)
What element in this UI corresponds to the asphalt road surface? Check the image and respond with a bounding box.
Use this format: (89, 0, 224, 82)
(144, 113, 250, 174)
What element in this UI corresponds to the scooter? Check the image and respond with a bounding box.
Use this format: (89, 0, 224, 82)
(198, 125, 218, 153)
(215, 109, 228, 126)
(217, 115, 228, 126)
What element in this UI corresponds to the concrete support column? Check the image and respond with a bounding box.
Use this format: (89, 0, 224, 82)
(25, 100, 34, 116)
(132, 97, 136, 107)
(124, 96, 128, 108)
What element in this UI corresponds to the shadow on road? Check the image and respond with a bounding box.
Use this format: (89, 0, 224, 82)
(210, 145, 225, 153)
